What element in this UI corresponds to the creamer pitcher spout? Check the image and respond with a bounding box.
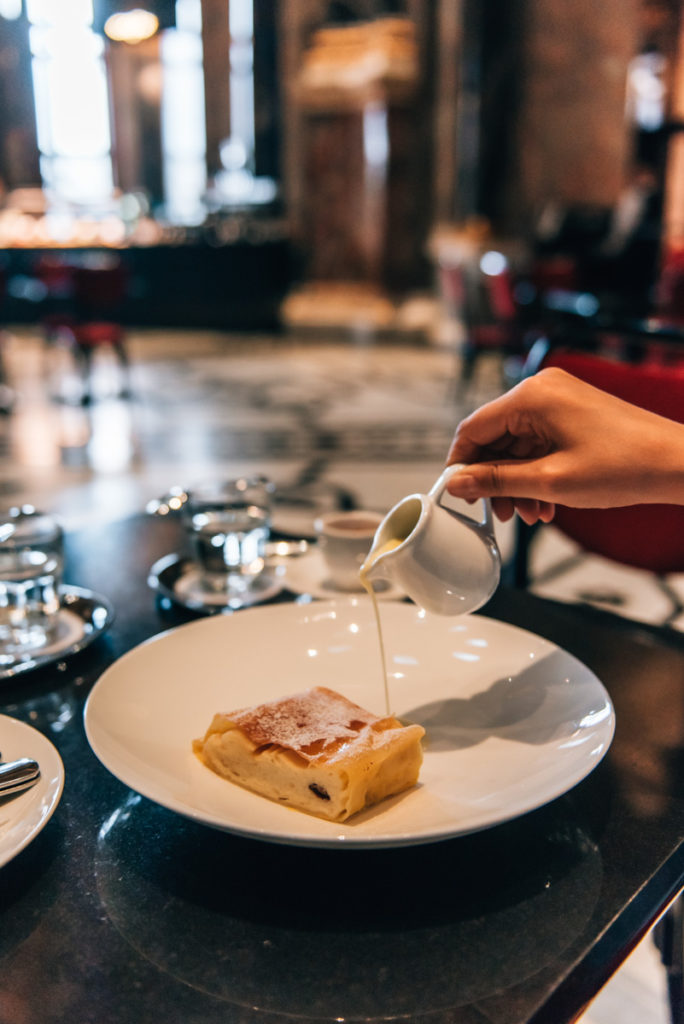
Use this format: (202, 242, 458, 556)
(360, 534, 405, 588)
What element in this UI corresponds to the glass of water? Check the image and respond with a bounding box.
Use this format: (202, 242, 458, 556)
(0, 507, 64, 657)
(184, 477, 275, 596)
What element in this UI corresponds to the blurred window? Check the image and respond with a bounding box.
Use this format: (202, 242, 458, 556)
(212, 0, 277, 207)
(228, 0, 255, 167)
(0, 0, 22, 18)
(160, 0, 207, 224)
(627, 51, 667, 132)
(27, 0, 114, 207)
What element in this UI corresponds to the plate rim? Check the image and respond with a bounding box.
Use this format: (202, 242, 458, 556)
(84, 600, 615, 849)
(0, 714, 64, 867)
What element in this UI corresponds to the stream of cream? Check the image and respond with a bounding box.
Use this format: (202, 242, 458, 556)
(359, 538, 403, 716)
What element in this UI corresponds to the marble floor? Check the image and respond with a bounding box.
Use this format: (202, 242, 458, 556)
(0, 322, 674, 1023)
(0, 325, 501, 532)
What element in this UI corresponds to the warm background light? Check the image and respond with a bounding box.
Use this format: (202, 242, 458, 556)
(104, 8, 159, 43)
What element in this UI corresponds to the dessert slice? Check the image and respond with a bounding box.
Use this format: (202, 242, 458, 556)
(192, 686, 425, 822)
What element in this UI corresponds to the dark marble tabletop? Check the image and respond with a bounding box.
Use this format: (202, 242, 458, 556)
(0, 512, 683, 1024)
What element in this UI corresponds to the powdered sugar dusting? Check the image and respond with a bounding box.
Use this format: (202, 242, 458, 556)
(227, 686, 380, 753)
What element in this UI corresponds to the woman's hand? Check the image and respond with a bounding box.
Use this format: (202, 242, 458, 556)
(446, 368, 684, 524)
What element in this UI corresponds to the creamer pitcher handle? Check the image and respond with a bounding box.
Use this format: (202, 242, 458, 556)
(429, 466, 495, 536)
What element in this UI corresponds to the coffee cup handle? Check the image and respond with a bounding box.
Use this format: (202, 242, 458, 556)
(429, 466, 495, 536)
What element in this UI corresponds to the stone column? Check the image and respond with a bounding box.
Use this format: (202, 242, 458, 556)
(108, 36, 164, 203)
(200, 0, 231, 178)
(432, 0, 465, 223)
(663, 8, 684, 246)
(0, 13, 40, 189)
(515, 0, 640, 218)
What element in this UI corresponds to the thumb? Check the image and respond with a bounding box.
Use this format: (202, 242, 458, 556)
(446, 459, 546, 502)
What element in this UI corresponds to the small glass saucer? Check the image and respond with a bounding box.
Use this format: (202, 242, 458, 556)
(0, 585, 115, 680)
(148, 554, 285, 613)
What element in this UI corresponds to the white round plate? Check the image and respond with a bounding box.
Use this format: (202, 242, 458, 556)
(281, 547, 405, 602)
(84, 600, 614, 849)
(0, 715, 64, 867)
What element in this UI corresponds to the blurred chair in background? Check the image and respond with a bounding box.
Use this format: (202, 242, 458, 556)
(71, 260, 131, 402)
(511, 338, 684, 1024)
(37, 255, 131, 405)
(657, 245, 684, 325)
(513, 340, 684, 594)
(457, 250, 532, 394)
(430, 220, 535, 399)
(35, 254, 79, 360)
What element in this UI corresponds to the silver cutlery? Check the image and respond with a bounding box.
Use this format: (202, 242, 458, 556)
(0, 758, 40, 797)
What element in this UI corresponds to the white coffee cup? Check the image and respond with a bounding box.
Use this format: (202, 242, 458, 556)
(314, 510, 384, 591)
(360, 467, 501, 615)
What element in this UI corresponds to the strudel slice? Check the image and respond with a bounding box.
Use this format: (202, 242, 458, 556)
(193, 686, 425, 822)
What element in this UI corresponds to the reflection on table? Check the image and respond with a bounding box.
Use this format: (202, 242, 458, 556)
(0, 511, 682, 1024)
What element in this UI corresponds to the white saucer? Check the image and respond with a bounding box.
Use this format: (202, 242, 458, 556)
(0, 714, 64, 867)
(280, 547, 405, 602)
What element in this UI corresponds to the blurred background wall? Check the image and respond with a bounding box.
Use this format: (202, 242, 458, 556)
(0, 0, 681, 331)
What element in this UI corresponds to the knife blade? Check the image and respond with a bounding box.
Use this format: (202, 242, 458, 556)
(0, 757, 40, 796)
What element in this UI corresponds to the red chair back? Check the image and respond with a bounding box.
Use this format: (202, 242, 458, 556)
(73, 263, 128, 317)
(540, 349, 684, 572)
(34, 255, 75, 298)
(656, 245, 684, 324)
(485, 267, 518, 322)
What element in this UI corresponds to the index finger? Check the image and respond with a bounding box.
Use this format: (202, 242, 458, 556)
(447, 392, 520, 465)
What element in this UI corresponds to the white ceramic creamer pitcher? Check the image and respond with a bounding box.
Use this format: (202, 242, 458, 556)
(360, 466, 501, 615)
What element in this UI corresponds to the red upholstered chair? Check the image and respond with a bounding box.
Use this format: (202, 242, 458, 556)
(656, 245, 684, 325)
(535, 347, 684, 576)
(453, 258, 531, 396)
(40, 259, 131, 404)
(513, 343, 684, 1024)
(34, 254, 76, 303)
(528, 254, 580, 294)
(432, 226, 536, 399)
(70, 262, 130, 402)
(34, 254, 78, 346)
(72, 261, 128, 314)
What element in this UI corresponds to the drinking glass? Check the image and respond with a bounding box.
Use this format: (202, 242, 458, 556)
(0, 507, 64, 656)
(184, 477, 275, 595)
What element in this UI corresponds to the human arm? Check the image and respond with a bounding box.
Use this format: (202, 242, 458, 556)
(445, 367, 684, 524)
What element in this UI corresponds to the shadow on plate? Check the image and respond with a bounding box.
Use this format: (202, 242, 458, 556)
(407, 649, 612, 751)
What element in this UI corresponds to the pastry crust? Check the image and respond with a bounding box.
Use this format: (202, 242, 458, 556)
(193, 686, 424, 822)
